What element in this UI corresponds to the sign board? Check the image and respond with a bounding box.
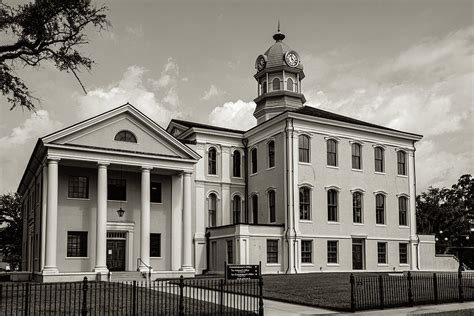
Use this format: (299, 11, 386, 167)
(225, 263, 260, 280)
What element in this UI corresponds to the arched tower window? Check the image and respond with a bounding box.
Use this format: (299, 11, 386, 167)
(114, 130, 137, 143)
(287, 78, 294, 92)
(272, 78, 280, 91)
(208, 147, 217, 175)
(262, 81, 267, 94)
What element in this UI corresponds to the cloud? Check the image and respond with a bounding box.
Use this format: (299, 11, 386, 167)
(125, 24, 144, 38)
(303, 26, 473, 190)
(201, 84, 221, 100)
(209, 100, 256, 130)
(77, 61, 183, 127)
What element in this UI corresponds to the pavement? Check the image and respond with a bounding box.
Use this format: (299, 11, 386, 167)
(263, 299, 474, 315)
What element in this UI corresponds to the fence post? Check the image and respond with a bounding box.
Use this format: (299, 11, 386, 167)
(378, 275, 384, 310)
(433, 273, 438, 304)
(350, 274, 355, 312)
(25, 283, 31, 316)
(81, 277, 88, 316)
(407, 271, 414, 307)
(132, 280, 137, 316)
(178, 276, 184, 316)
(258, 276, 264, 316)
(458, 270, 464, 303)
(219, 279, 224, 315)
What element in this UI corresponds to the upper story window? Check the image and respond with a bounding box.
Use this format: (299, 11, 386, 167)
(150, 182, 162, 203)
(268, 141, 275, 168)
(233, 150, 241, 177)
(251, 148, 258, 174)
(399, 196, 408, 226)
(150, 233, 161, 257)
(208, 147, 217, 175)
(232, 195, 241, 224)
(397, 151, 407, 175)
(352, 143, 362, 169)
(68, 176, 89, 199)
(252, 195, 259, 224)
(327, 139, 338, 167)
(268, 190, 276, 223)
(272, 78, 280, 91)
(353, 192, 363, 223)
(299, 187, 311, 220)
(374, 147, 385, 173)
(108, 178, 126, 201)
(287, 78, 294, 92)
(375, 194, 385, 225)
(298, 135, 310, 163)
(208, 193, 217, 227)
(114, 130, 137, 143)
(327, 189, 338, 222)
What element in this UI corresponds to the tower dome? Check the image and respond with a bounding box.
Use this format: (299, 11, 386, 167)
(253, 26, 306, 125)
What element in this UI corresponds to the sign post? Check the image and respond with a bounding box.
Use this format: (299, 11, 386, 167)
(225, 262, 261, 280)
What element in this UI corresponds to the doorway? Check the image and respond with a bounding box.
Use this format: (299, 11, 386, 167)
(106, 231, 127, 271)
(352, 239, 365, 270)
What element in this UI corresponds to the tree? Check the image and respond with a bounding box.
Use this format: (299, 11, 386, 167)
(0, 0, 109, 110)
(0, 193, 22, 270)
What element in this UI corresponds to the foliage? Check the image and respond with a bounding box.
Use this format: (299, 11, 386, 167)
(0, 0, 109, 110)
(0, 192, 22, 269)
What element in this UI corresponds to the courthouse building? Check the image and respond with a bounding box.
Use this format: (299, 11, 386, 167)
(19, 29, 456, 281)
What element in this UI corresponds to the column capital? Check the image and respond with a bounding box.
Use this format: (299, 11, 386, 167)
(46, 156, 61, 163)
(141, 165, 153, 171)
(183, 170, 193, 176)
(97, 161, 110, 167)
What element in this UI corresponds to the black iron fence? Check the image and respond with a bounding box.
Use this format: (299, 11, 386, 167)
(350, 271, 474, 312)
(0, 276, 264, 315)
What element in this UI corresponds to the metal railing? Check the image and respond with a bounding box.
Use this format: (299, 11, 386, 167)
(0, 275, 263, 315)
(136, 258, 152, 280)
(350, 271, 474, 312)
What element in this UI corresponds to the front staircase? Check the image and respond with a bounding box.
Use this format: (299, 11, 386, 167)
(109, 271, 147, 282)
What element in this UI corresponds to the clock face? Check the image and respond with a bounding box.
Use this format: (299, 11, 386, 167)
(256, 55, 266, 71)
(285, 51, 300, 67)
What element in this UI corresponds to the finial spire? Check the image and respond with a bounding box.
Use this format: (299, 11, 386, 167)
(273, 21, 285, 42)
(278, 20, 280, 32)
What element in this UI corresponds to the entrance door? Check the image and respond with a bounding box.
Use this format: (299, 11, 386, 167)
(107, 239, 126, 271)
(352, 239, 365, 270)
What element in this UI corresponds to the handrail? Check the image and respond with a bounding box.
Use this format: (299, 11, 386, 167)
(136, 258, 152, 276)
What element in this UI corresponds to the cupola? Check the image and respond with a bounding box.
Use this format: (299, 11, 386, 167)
(253, 24, 306, 124)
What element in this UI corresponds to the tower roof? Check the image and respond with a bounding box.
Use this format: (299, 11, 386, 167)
(261, 27, 303, 70)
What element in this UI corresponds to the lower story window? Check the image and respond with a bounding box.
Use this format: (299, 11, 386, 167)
(227, 240, 234, 264)
(301, 240, 313, 263)
(150, 233, 161, 257)
(378, 242, 387, 264)
(267, 239, 279, 263)
(327, 240, 338, 264)
(67, 231, 88, 257)
(399, 243, 408, 264)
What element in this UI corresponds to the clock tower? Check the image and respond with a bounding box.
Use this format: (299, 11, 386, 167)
(253, 26, 306, 124)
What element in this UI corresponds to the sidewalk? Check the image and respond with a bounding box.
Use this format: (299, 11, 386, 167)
(263, 299, 474, 316)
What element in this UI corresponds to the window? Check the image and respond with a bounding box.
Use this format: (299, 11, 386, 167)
(268, 141, 275, 168)
(327, 139, 338, 166)
(108, 179, 126, 201)
(327, 240, 338, 264)
(150, 182, 162, 203)
(301, 240, 313, 263)
(268, 190, 276, 223)
(287, 78, 294, 92)
(376, 194, 385, 225)
(352, 143, 362, 169)
(233, 151, 241, 177)
(377, 242, 387, 264)
(353, 192, 363, 223)
(262, 81, 267, 94)
(150, 233, 161, 257)
(252, 195, 258, 224)
(227, 240, 234, 264)
(208, 147, 217, 175)
(67, 232, 87, 257)
(374, 147, 384, 172)
(399, 243, 408, 264)
(208, 194, 217, 227)
(299, 187, 311, 220)
(68, 176, 89, 199)
(397, 151, 407, 175)
(272, 78, 280, 91)
(267, 240, 279, 263)
(298, 135, 310, 163)
(232, 195, 241, 224)
(251, 148, 258, 174)
(114, 130, 137, 143)
(399, 196, 408, 226)
(327, 189, 338, 222)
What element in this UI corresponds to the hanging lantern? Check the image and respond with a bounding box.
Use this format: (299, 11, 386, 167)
(117, 207, 125, 217)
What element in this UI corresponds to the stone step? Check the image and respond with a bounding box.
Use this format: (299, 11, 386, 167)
(109, 271, 147, 281)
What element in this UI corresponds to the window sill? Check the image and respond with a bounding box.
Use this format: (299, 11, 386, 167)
(351, 168, 363, 172)
(397, 174, 408, 178)
(67, 197, 90, 201)
(326, 165, 339, 169)
(301, 263, 314, 266)
(65, 257, 89, 260)
(399, 264, 409, 267)
(150, 256, 163, 259)
(266, 263, 281, 267)
(299, 220, 312, 223)
(151, 202, 163, 205)
(374, 171, 386, 175)
(376, 224, 387, 227)
(398, 225, 410, 229)
(377, 263, 389, 266)
(327, 221, 340, 225)
(207, 174, 219, 178)
(353, 223, 365, 226)
(266, 166, 276, 171)
(231, 176, 243, 180)
(250, 172, 258, 177)
(327, 263, 340, 266)
(298, 162, 311, 166)
(108, 200, 128, 203)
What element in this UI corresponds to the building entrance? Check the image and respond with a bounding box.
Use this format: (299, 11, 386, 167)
(106, 232, 127, 271)
(352, 239, 365, 270)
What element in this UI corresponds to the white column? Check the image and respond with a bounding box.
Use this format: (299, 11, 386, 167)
(171, 173, 183, 270)
(94, 162, 109, 273)
(139, 166, 152, 271)
(43, 158, 59, 274)
(408, 150, 418, 270)
(40, 164, 48, 271)
(181, 171, 194, 271)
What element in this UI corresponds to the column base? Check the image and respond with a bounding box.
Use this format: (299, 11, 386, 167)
(93, 266, 109, 274)
(179, 266, 195, 272)
(42, 267, 59, 275)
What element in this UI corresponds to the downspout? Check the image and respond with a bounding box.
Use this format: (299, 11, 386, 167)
(242, 138, 249, 223)
(203, 229, 211, 274)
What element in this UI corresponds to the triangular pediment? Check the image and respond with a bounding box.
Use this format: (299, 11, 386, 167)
(42, 104, 200, 160)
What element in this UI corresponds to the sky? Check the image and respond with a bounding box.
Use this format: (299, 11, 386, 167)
(0, 0, 473, 194)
